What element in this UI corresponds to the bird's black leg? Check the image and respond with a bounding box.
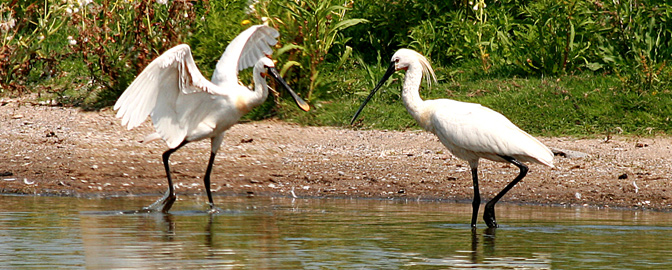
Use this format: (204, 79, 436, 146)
(471, 167, 481, 229)
(143, 141, 188, 213)
(483, 156, 528, 228)
(203, 151, 221, 213)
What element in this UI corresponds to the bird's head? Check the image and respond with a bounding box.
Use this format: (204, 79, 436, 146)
(257, 57, 310, 112)
(390, 49, 418, 71)
(255, 57, 276, 79)
(391, 49, 437, 85)
(350, 49, 436, 125)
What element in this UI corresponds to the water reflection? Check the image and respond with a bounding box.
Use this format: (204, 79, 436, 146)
(471, 228, 496, 262)
(460, 228, 552, 269)
(1, 195, 671, 269)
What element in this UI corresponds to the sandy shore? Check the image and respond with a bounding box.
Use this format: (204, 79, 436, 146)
(2, 98, 671, 210)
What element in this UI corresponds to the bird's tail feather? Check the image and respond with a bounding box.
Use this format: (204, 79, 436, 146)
(140, 133, 162, 144)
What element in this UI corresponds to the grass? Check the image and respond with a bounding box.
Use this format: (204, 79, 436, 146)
(15, 51, 672, 138)
(6, 1, 671, 138)
(264, 60, 672, 137)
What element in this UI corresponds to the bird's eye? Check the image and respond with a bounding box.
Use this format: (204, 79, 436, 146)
(394, 58, 400, 63)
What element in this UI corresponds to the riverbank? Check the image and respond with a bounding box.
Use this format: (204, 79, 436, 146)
(2, 98, 671, 210)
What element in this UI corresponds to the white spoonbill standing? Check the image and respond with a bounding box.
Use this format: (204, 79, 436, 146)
(351, 49, 553, 228)
(114, 25, 310, 213)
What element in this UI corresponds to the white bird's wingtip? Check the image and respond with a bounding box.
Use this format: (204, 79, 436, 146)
(141, 133, 162, 144)
(540, 153, 555, 168)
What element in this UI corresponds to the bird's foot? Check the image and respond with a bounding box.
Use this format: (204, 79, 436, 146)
(206, 203, 223, 214)
(483, 206, 499, 228)
(142, 190, 176, 213)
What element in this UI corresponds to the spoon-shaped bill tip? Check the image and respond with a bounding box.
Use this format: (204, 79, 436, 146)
(296, 100, 310, 112)
(268, 67, 310, 112)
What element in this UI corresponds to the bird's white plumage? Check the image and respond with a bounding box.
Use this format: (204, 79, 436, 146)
(113, 44, 220, 130)
(353, 48, 553, 227)
(114, 25, 282, 150)
(398, 49, 437, 88)
(113, 44, 222, 148)
(211, 25, 279, 86)
(389, 49, 554, 168)
(110, 25, 309, 213)
(427, 99, 554, 167)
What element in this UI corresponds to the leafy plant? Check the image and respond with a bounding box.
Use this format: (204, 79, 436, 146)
(472, 0, 491, 73)
(255, 0, 367, 101)
(599, 0, 672, 93)
(186, 0, 251, 77)
(65, 0, 200, 106)
(0, 1, 70, 94)
(501, 0, 598, 75)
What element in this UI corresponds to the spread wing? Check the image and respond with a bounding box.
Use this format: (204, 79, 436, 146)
(113, 44, 221, 148)
(210, 25, 279, 86)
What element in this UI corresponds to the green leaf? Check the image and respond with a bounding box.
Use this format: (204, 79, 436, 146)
(280, 61, 302, 77)
(585, 62, 603, 71)
(569, 20, 575, 51)
(331, 19, 369, 32)
(277, 44, 305, 56)
(336, 45, 353, 69)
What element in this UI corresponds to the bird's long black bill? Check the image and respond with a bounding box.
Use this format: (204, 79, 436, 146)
(268, 67, 310, 111)
(350, 61, 396, 125)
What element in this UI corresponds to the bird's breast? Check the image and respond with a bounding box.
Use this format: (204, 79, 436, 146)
(234, 95, 253, 114)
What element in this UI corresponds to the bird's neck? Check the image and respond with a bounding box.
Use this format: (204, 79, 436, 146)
(248, 69, 270, 108)
(401, 63, 428, 128)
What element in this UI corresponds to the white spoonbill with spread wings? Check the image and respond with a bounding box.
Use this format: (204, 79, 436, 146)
(114, 25, 310, 213)
(351, 49, 553, 228)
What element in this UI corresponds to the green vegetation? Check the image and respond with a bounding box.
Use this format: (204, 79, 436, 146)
(2, 0, 672, 136)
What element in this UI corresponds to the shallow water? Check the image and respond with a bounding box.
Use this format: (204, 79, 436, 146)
(1, 195, 671, 269)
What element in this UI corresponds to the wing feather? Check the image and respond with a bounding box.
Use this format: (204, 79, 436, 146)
(429, 100, 553, 167)
(211, 25, 279, 86)
(114, 44, 222, 148)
